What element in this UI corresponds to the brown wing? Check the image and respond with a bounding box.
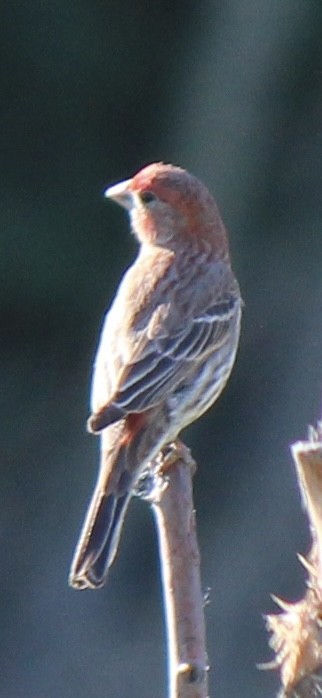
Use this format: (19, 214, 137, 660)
(89, 250, 240, 432)
(112, 296, 238, 412)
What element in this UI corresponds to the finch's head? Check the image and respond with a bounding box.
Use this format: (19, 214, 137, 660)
(105, 163, 229, 257)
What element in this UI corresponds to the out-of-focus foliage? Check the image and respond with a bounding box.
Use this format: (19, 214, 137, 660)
(1, 2, 322, 696)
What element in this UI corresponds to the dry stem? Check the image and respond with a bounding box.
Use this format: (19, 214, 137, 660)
(146, 442, 209, 698)
(264, 422, 322, 696)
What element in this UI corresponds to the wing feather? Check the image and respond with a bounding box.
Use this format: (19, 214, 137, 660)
(111, 296, 238, 413)
(90, 248, 241, 422)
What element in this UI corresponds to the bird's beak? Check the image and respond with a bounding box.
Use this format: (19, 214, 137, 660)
(104, 178, 133, 210)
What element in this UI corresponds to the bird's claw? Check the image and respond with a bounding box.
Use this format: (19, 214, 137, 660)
(158, 440, 197, 475)
(134, 441, 196, 501)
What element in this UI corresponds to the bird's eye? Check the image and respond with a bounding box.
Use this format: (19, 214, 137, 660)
(139, 190, 156, 205)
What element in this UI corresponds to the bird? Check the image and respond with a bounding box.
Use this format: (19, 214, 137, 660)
(69, 162, 242, 589)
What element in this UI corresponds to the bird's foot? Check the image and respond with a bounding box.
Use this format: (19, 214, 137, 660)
(158, 439, 197, 475)
(134, 440, 196, 502)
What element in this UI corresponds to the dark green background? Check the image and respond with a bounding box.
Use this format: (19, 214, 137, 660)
(2, 1, 322, 696)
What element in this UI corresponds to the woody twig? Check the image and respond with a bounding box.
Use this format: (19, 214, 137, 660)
(138, 442, 209, 698)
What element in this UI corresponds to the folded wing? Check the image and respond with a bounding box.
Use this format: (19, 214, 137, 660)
(89, 254, 240, 433)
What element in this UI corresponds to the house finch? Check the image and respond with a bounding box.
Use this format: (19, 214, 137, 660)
(69, 162, 242, 590)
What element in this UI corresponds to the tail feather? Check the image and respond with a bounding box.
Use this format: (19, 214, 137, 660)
(69, 440, 135, 590)
(69, 409, 165, 589)
(69, 488, 132, 589)
(69, 488, 116, 587)
(84, 494, 131, 588)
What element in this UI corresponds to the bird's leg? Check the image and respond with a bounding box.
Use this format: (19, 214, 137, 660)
(158, 439, 197, 475)
(134, 441, 196, 502)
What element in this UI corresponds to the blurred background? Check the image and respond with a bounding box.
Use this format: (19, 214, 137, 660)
(2, 1, 322, 696)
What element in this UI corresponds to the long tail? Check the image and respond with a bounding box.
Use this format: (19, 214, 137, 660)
(69, 410, 166, 589)
(69, 481, 131, 589)
(69, 416, 140, 590)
